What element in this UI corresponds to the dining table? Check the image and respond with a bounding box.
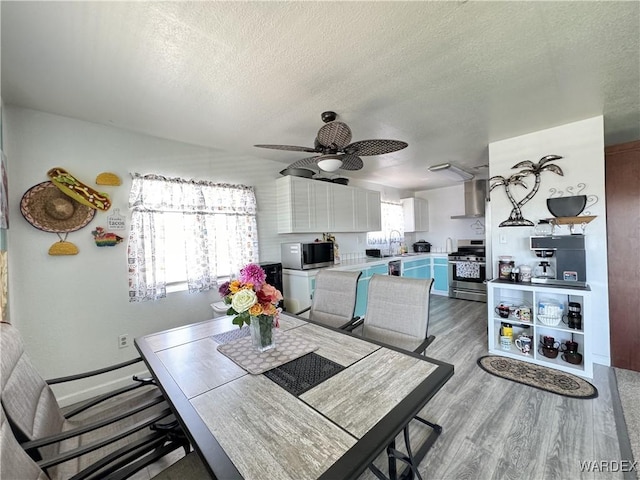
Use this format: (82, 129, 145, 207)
(135, 312, 454, 480)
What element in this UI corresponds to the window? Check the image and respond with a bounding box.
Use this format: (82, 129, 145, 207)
(367, 201, 404, 249)
(127, 174, 258, 302)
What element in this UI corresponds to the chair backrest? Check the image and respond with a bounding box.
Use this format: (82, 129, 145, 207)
(0, 322, 66, 456)
(1, 407, 49, 479)
(362, 275, 434, 353)
(309, 269, 362, 328)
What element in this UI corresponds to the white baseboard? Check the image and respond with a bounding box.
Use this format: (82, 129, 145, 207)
(54, 369, 151, 408)
(593, 353, 611, 367)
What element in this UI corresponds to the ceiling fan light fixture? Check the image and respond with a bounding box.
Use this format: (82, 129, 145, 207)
(428, 163, 474, 181)
(317, 156, 343, 172)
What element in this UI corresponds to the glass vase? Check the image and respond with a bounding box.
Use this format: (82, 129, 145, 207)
(249, 315, 275, 352)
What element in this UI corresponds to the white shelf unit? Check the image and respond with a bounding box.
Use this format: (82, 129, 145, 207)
(487, 279, 592, 378)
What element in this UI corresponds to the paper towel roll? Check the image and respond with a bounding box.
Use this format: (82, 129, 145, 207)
(446, 237, 453, 253)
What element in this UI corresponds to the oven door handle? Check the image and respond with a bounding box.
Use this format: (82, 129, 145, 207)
(449, 260, 486, 266)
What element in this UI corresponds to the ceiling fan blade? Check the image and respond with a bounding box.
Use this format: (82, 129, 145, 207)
(316, 122, 352, 149)
(254, 144, 317, 153)
(339, 155, 364, 171)
(344, 139, 408, 156)
(287, 155, 322, 169)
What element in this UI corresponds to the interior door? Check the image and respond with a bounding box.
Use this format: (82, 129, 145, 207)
(606, 140, 640, 371)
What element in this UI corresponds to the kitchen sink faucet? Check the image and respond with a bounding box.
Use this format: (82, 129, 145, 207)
(388, 230, 402, 256)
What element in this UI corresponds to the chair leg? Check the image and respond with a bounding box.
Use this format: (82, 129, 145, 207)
(413, 415, 442, 434)
(368, 417, 442, 480)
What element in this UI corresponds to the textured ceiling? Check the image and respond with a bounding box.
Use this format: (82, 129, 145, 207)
(2, 1, 639, 190)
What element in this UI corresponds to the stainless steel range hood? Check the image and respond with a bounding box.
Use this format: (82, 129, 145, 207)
(451, 179, 487, 219)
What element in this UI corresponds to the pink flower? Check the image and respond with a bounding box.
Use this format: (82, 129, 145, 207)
(239, 264, 266, 289)
(260, 283, 283, 303)
(218, 281, 231, 297)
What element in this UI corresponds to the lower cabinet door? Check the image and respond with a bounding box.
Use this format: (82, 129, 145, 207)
(433, 263, 449, 293)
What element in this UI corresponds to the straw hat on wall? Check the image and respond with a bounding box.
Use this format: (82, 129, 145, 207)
(20, 181, 95, 233)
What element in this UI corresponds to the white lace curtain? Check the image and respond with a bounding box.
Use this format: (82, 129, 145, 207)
(127, 173, 258, 302)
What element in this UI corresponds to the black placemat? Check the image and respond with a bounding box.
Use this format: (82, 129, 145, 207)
(211, 326, 250, 344)
(264, 352, 345, 396)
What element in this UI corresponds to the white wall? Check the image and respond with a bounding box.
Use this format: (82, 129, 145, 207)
(413, 185, 486, 252)
(4, 106, 409, 404)
(488, 116, 610, 366)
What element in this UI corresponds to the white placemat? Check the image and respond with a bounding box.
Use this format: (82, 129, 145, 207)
(216, 330, 318, 375)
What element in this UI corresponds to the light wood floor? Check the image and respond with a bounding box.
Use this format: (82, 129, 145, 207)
(362, 296, 630, 480)
(134, 296, 632, 479)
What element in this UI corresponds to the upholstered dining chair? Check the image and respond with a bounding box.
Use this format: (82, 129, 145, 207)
(296, 269, 362, 329)
(1, 407, 49, 479)
(0, 321, 189, 480)
(347, 274, 439, 480)
(358, 274, 435, 354)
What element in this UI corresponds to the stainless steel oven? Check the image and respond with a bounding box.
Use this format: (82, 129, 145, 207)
(448, 239, 486, 302)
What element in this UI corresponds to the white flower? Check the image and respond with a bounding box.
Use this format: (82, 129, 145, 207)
(231, 289, 257, 313)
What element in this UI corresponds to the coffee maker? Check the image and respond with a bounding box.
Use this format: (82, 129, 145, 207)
(530, 235, 587, 287)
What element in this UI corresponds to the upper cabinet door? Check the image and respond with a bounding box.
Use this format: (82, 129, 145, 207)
(402, 197, 429, 232)
(277, 176, 381, 233)
(313, 181, 332, 232)
(332, 185, 356, 232)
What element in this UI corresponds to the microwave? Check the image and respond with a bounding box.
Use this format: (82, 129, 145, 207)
(281, 242, 334, 270)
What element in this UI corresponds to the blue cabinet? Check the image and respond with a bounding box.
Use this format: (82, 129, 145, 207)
(432, 257, 449, 294)
(354, 263, 388, 317)
(402, 258, 430, 279)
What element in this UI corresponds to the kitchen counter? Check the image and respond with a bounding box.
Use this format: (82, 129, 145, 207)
(283, 252, 447, 276)
(282, 253, 450, 314)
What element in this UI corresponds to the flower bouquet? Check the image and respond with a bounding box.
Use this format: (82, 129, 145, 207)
(218, 264, 283, 352)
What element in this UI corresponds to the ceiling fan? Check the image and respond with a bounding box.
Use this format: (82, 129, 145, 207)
(254, 111, 408, 172)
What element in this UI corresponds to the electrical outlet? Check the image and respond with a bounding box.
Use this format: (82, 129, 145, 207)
(118, 334, 129, 349)
(499, 234, 507, 244)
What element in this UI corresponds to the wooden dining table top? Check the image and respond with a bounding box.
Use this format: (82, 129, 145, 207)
(135, 313, 454, 480)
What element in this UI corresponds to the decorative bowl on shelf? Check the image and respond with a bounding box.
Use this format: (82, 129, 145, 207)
(546, 195, 587, 218)
(537, 314, 562, 326)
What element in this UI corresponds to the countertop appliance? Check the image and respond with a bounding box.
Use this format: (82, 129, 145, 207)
(413, 240, 431, 252)
(448, 239, 486, 302)
(530, 235, 587, 286)
(366, 248, 383, 258)
(281, 242, 334, 270)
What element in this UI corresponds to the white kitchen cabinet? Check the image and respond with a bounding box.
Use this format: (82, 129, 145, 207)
(277, 176, 314, 233)
(354, 188, 382, 232)
(364, 189, 382, 231)
(277, 176, 381, 233)
(487, 280, 592, 378)
(402, 197, 429, 232)
(331, 185, 356, 231)
(282, 269, 319, 315)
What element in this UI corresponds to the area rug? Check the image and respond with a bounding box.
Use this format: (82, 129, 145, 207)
(477, 355, 598, 399)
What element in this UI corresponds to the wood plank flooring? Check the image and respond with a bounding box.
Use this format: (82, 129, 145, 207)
(361, 296, 627, 480)
(134, 296, 631, 479)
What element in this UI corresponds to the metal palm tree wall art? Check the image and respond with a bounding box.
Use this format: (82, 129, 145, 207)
(490, 155, 564, 227)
